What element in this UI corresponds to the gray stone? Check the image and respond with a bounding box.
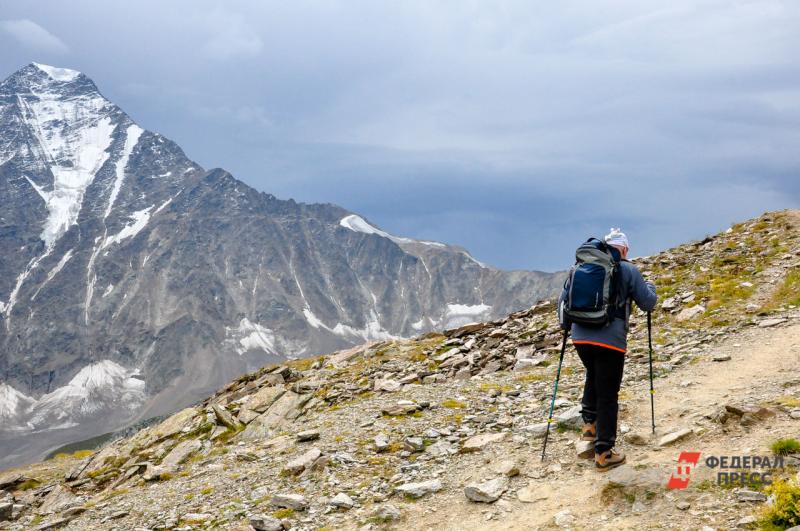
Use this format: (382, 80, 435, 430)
(250, 514, 283, 531)
(241, 391, 312, 440)
(37, 484, 78, 515)
(295, 429, 320, 442)
(523, 422, 550, 438)
(212, 403, 242, 430)
(426, 440, 456, 457)
(245, 386, 286, 414)
(371, 504, 401, 522)
(395, 479, 443, 499)
(736, 489, 767, 503)
(0, 502, 12, 522)
(462, 432, 507, 452)
(374, 433, 390, 452)
(464, 477, 508, 503)
(237, 408, 260, 425)
(182, 513, 212, 523)
(736, 515, 758, 528)
(758, 318, 787, 328)
(330, 492, 355, 509)
(658, 428, 693, 447)
(676, 501, 690, 510)
(556, 405, 583, 428)
(554, 510, 574, 527)
(161, 439, 202, 471)
(492, 459, 520, 477)
(374, 379, 401, 392)
(0, 472, 28, 490)
(661, 297, 678, 310)
(282, 448, 322, 476)
(270, 493, 308, 510)
(404, 437, 425, 452)
(34, 517, 75, 530)
(399, 373, 420, 385)
(676, 305, 705, 321)
(381, 402, 419, 416)
(576, 440, 595, 459)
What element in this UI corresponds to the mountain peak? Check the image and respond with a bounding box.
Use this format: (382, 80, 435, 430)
(31, 62, 81, 82)
(1, 62, 97, 97)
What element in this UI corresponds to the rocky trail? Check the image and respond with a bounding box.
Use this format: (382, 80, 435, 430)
(0, 210, 798, 531)
(408, 316, 800, 531)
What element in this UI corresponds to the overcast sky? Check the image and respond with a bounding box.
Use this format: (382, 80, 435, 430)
(2, 1, 798, 271)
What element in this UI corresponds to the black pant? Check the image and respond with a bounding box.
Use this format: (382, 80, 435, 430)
(575, 343, 625, 454)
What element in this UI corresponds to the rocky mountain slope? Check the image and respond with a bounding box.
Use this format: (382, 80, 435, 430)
(0, 63, 562, 467)
(0, 209, 797, 530)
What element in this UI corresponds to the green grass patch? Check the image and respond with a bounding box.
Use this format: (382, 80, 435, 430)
(514, 372, 547, 383)
(272, 508, 295, 519)
(763, 269, 800, 311)
(441, 399, 466, 409)
(770, 438, 800, 456)
(16, 479, 41, 491)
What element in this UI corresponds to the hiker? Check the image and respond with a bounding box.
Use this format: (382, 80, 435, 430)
(558, 228, 657, 470)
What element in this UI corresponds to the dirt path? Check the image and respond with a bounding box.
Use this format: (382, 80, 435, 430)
(405, 318, 800, 530)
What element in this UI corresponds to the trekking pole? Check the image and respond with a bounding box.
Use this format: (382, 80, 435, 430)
(647, 311, 655, 433)
(541, 330, 569, 461)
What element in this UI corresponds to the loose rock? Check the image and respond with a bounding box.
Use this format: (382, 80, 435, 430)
(465, 477, 509, 503)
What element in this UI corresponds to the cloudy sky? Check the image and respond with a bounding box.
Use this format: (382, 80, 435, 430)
(2, 1, 798, 271)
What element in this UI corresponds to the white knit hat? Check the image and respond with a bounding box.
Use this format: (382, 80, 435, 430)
(604, 227, 629, 249)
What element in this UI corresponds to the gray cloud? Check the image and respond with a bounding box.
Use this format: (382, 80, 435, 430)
(0, 19, 68, 53)
(0, 1, 798, 271)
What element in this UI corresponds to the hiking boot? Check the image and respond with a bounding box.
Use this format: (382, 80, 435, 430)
(595, 448, 626, 470)
(581, 423, 596, 441)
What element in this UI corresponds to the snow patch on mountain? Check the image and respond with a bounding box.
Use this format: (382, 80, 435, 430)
(0, 383, 35, 430)
(25, 360, 145, 429)
(33, 63, 80, 82)
(226, 318, 278, 355)
(32, 249, 74, 300)
(304, 306, 398, 341)
(339, 214, 445, 248)
(102, 207, 152, 249)
(442, 303, 492, 328)
(411, 317, 430, 331)
(105, 124, 143, 218)
(20, 83, 116, 248)
(303, 308, 325, 329)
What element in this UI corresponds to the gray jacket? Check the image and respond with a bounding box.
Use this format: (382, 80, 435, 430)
(559, 260, 657, 352)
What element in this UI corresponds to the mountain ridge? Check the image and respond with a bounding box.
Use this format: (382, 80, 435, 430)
(0, 209, 796, 530)
(0, 63, 563, 467)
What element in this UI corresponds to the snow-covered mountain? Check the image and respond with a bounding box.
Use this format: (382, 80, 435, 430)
(0, 63, 563, 468)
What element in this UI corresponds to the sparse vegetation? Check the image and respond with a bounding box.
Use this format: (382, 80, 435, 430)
(16, 479, 41, 491)
(272, 508, 295, 519)
(441, 399, 466, 409)
(759, 480, 800, 530)
(770, 438, 800, 456)
(763, 269, 800, 312)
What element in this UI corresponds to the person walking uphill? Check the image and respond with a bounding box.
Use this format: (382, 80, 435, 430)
(558, 228, 657, 470)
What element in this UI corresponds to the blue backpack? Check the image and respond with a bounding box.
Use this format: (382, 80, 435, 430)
(559, 238, 623, 328)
